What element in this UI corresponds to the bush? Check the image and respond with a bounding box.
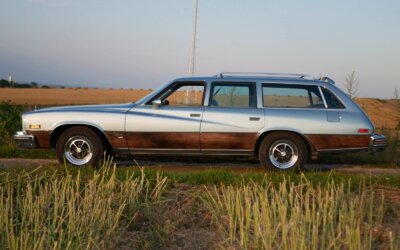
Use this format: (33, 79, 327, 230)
(0, 102, 24, 145)
(14, 83, 31, 88)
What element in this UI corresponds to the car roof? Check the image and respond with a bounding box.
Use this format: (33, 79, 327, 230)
(172, 76, 330, 86)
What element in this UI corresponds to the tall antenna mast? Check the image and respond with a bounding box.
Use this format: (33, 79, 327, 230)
(186, 0, 199, 105)
(188, 0, 199, 76)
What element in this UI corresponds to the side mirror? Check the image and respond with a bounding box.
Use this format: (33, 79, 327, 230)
(152, 99, 162, 109)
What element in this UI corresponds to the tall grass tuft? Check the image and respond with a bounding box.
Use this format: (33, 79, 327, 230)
(205, 175, 398, 249)
(0, 163, 168, 249)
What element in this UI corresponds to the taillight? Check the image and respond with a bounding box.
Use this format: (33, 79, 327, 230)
(358, 128, 369, 133)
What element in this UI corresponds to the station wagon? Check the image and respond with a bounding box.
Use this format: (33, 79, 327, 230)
(13, 72, 387, 170)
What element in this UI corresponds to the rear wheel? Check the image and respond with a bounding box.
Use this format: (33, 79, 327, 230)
(56, 126, 104, 167)
(259, 132, 307, 171)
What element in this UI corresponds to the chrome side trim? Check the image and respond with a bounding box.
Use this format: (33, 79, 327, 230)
(131, 148, 199, 151)
(112, 148, 131, 155)
(201, 149, 252, 152)
(318, 147, 369, 153)
(129, 148, 253, 156)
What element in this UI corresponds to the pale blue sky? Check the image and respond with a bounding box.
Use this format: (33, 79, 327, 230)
(0, 0, 399, 98)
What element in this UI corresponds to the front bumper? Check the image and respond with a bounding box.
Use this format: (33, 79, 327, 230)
(369, 133, 387, 152)
(12, 131, 37, 149)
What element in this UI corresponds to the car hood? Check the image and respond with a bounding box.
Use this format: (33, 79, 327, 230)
(25, 103, 136, 114)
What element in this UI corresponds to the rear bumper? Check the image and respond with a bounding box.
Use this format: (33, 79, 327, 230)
(369, 133, 387, 152)
(12, 131, 37, 149)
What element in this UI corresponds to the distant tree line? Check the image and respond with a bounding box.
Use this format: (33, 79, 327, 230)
(0, 79, 51, 89)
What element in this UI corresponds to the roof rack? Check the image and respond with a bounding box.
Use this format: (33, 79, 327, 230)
(214, 72, 312, 79)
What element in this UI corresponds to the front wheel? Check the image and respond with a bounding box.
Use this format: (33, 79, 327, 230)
(56, 126, 104, 167)
(259, 132, 307, 171)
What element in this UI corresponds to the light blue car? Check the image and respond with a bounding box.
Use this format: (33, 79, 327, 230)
(13, 72, 387, 170)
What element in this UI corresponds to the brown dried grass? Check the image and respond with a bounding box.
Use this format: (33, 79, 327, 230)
(356, 98, 400, 130)
(0, 88, 151, 105)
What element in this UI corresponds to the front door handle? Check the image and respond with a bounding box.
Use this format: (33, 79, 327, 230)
(249, 117, 260, 121)
(190, 113, 201, 117)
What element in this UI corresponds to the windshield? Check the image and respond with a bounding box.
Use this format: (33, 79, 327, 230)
(134, 81, 172, 105)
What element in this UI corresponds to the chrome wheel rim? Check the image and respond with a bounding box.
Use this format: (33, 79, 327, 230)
(64, 136, 93, 166)
(268, 140, 298, 169)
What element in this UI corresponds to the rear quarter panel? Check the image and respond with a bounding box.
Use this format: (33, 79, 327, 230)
(260, 82, 374, 152)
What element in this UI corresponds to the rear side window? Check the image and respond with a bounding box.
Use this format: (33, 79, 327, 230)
(210, 82, 257, 108)
(321, 88, 345, 109)
(262, 83, 325, 108)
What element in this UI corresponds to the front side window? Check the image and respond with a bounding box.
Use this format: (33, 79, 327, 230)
(147, 82, 205, 106)
(262, 83, 325, 108)
(209, 82, 257, 108)
(164, 85, 204, 106)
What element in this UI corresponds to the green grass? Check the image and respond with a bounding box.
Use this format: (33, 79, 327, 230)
(317, 150, 399, 167)
(0, 144, 55, 159)
(3, 164, 399, 189)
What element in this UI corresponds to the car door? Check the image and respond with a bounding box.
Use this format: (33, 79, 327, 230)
(200, 82, 264, 154)
(125, 82, 205, 153)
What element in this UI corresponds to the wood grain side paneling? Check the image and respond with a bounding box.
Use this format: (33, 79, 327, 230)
(126, 132, 199, 149)
(26, 130, 51, 148)
(306, 134, 370, 150)
(105, 131, 128, 149)
(200, 132, 258, 150)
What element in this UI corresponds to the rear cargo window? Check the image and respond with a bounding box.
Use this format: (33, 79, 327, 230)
(321, 88, 346, 109)
(262, 83, 325, 108)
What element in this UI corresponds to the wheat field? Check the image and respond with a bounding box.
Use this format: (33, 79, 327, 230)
(0, 88, 151, 105)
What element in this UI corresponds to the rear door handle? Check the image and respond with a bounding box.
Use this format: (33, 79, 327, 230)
(190, 113, 201, 117)
(249, 117, 260, 121)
